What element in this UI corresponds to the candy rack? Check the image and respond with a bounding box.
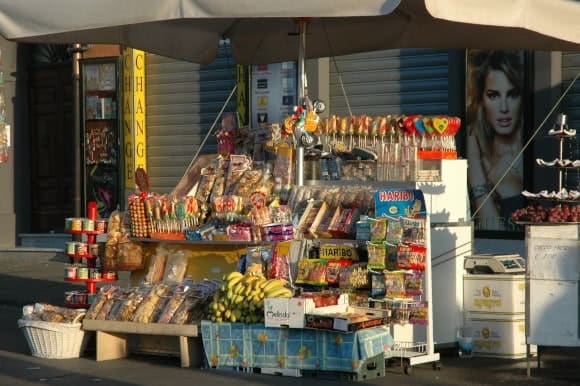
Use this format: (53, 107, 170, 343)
(63, 202, 117, 308)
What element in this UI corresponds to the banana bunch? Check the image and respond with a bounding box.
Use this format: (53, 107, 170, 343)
(208, 271, 293, 323)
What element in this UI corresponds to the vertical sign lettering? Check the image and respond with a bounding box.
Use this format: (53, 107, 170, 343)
(123, 48, 147, 188)
(133, 50, 146, 174)
(123, 48, 134, 187)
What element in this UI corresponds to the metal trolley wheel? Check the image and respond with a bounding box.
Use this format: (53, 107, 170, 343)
(403, 358, 412, 375)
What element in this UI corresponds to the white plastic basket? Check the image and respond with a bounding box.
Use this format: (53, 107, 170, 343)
(17, 319, 90, 359)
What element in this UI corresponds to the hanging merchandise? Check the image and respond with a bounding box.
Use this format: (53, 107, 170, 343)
(0, 85, 8, 163)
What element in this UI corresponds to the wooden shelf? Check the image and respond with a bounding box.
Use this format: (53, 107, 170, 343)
(82, 319, 199, 337)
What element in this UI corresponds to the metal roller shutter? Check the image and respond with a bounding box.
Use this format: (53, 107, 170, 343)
(561, 52, 579, 189)
(562, 52, 580, 131)
(145, 43, 236, 193)
(329, 48, 449, 116)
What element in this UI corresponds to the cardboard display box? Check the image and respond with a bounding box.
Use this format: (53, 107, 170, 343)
(464, 274, 525, 315)
(305, 306, 389, 333)
(465, 314, 536, 359)
(264, 294, 349, 328)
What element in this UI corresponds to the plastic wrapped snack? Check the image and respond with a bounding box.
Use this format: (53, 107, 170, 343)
(296, 259, 327, 285)
(384, 271, 406, 298)
(339, 263, 369, 289)
(370, 270, 386, 298)
(85, 286, 119, 320)
(106, 288, 136, 321)
(117, 242, 143, 269)
(396, 244, 426, 271)
(325, 259, 352, 286)
(24, 303, 86, 324)
(132, 283, 171, 323)
(385, 216, 403, 244)
(245, 245, 271, 277)
(114, 288, 147, 321)
(367, 242, 387, 270)
(209, 170, 226, 203)
(369, 217, 387, 242)
(235, 170, 263, 196)
(404, 271, 424, 297)
(401, 217, 426, 245)
(145, 246, 169, 284)
(163, 250, 189, 285)
(195, 173, 217, 203)
(156, 286, 190, 323)
(170, 295, 201, 324)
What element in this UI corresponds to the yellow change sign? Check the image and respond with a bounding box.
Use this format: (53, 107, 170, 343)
(123, 48, 147, 188)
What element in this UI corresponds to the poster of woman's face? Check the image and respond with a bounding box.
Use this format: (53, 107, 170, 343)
(466, 50, 525, 231)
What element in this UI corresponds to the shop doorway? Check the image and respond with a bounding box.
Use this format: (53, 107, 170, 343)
(28, 62, 74, 232)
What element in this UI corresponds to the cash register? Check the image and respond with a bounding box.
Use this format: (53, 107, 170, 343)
(464, 254, 526, 274)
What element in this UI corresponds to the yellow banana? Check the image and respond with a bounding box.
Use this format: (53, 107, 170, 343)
(264, 281, 286, 294)
(252, 277, 266, 289)
(228, 276, 243, 289)
(266, 287, 293, 298)
(233, 282, 244, 294)
(259, 279, 275, 290)
(226, 271, 243, 281)
(243, 285, 253, 297)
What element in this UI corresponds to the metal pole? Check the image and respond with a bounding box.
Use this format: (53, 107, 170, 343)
(295, 19, 307, 186)
(70, 43, 86, 217)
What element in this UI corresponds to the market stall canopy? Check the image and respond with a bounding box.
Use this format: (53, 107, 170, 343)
(0, 0, 579, 64)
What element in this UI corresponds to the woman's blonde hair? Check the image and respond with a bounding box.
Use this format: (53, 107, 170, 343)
(467, 50, 523, 156)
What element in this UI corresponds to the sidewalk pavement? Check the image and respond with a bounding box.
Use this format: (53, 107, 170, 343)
(0, 250, 579, 386)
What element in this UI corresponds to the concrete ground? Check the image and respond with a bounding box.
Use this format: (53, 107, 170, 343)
(0, 250, 579, 386)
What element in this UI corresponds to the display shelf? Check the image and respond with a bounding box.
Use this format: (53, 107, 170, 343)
(65, 303, 90, 309)
(536, 165, 579, 169)
(130, 237, 272, 246)
(66, 229, 106, 236)
(81, 57, 121, 218)
(544, 133, 577, 139)
(66, 275, 118, 294)
(65, 277, 117, 284)
(522, 197, 580, 203)
(513, 221, 580, 225)
(66, 252, 97, 259)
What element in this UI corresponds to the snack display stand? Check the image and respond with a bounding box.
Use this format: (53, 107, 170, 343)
(520, 114, 579, 375)
(50, 110, 466, 378)
(63, 202, 116, 307)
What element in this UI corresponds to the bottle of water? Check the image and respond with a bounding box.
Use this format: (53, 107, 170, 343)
(457, 328, 473, 358)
